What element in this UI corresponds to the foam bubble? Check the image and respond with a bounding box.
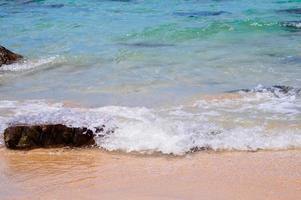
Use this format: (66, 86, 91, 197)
(281, 21, 301, 29)
(0, 56, 58, 72)
(0, 85, 300, 154)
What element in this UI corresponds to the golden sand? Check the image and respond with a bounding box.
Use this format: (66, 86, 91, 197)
(0, 148, 300, 200)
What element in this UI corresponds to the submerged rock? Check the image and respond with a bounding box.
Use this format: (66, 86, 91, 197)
(174, 11, 230, 17)
(120, 42, 175, 48)
(3, 124, 98, 149)
(277, 8, 301, 14)
(47, 4, 64, 8)
(0, 45, 23, 67)
(189, 146, 212, 153)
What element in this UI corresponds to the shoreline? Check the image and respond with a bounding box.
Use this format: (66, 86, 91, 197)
(1, 1, 301, 200)
(1, 148, 300, 200)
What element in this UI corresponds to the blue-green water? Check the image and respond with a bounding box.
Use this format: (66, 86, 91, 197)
(0, 0, 300, 154)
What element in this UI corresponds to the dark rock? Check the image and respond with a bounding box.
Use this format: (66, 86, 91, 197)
(0, 45, 23, 67)
(277, 8, 301, 14)
(227, 85, 301, 97)
(268, 85, 300, 95)
(189, 146, 211, 153)
(47, 4, 64, 8)
(0, 2, 8, 6)
(3, 124, 97, 149)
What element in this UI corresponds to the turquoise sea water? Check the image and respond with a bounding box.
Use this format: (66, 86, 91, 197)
(0, 0, 300, 154)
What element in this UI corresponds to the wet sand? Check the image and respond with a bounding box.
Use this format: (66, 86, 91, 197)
(0, 148, 300, 200)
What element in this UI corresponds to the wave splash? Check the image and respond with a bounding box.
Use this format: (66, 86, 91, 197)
(0, 56, 58, 72)
(0, 85, 300, 155)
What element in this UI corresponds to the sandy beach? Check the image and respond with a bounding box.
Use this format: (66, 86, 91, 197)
(0, 148, 300, 200)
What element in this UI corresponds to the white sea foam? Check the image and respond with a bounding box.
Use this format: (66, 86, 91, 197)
(0, 86, 300, 154)
(0, 56, 58, 72)
(282, 21, 301, 28)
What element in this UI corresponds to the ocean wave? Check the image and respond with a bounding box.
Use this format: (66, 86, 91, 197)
(0, 56, 58, 72)
(0, 85, 300, 154)
(280, 21, 301, 30)
(119, 20, 280, 43)
(228, 85, 301, 98)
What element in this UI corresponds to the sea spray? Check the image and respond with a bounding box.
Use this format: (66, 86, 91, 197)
(0, 56, 58, 72)
(1, 86, 300, 154)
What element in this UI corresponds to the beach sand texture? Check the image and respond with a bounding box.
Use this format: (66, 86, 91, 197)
(0, 148, 300, 200)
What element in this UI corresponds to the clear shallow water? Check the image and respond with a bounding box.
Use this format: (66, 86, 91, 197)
(0, 0, 300, 154)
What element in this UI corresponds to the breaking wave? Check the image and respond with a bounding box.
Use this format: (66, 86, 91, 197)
(0, 56, 58, 72)
(0, 85, 300, 155)
(280, 21, 301, 30)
